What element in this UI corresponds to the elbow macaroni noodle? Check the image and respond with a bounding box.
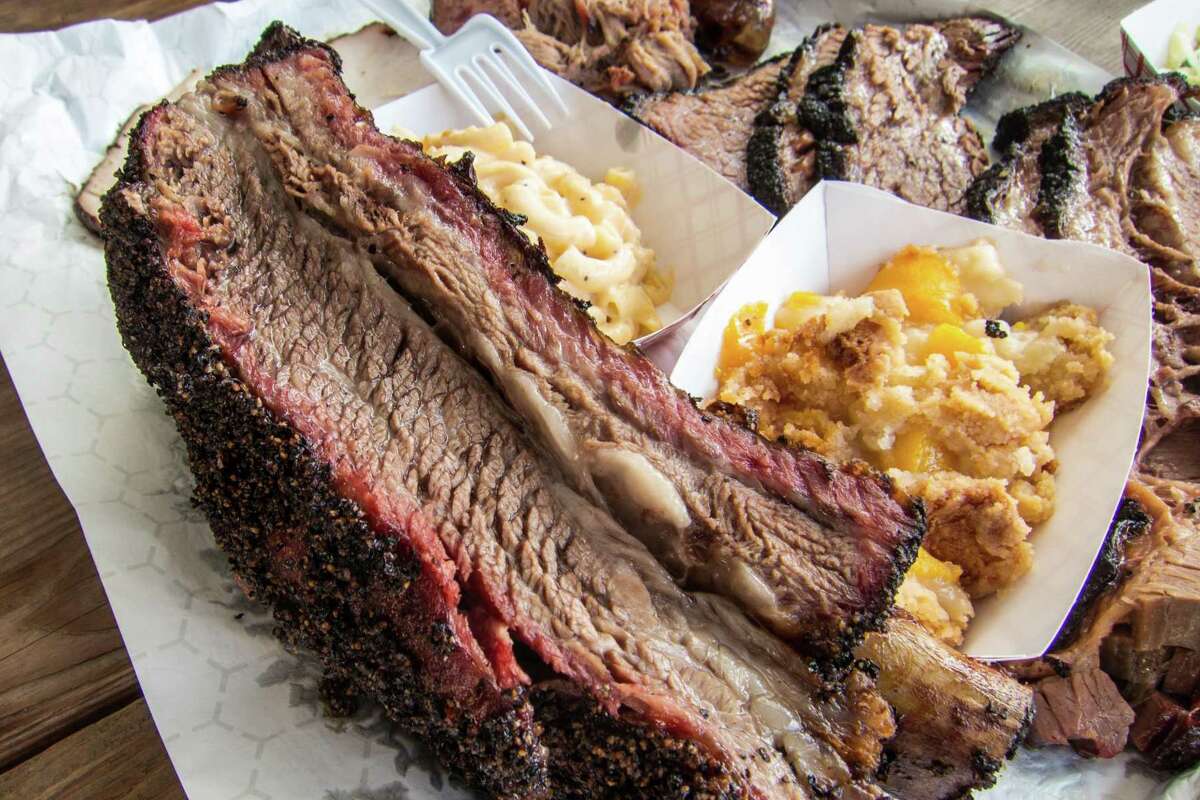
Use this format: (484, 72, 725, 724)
(410, 123, 673, 344)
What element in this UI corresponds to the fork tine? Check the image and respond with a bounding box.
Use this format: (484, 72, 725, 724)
(478, 52, 551, 133)
(466, 57, 534, 140)
(421, 53, 496, 128)
(448, 65, 496, 128)
(492, 42, 569, 117)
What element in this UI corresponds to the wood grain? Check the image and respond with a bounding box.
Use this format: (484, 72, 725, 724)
(0, 0, 208, 32)
(0, 699, 185, 800)
(0, 0, 1150, 798)
(0, 357, 141, 772)
(995, 0, 1136, 74)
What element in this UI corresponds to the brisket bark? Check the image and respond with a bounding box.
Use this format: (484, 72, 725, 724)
(1021, 477, 1200, 767)
(798, 19, 1017, 214)
(963, 93, 1089, 235)
(963, 79, 1199, 477)
(1037, 77, 1183, 252)
(1132, 114, 1200, 271)
(1130, 113, 1200, 469)
(624, 52, 791, 190)
(745, 24, 846, 214)
(103, 23, 915, 799)
(432, 0, 711, 95)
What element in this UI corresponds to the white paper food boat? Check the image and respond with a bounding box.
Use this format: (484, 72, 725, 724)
(667, 181, 1152, 660)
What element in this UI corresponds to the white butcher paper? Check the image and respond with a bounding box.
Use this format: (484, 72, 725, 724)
(0, 0, 1188, 797)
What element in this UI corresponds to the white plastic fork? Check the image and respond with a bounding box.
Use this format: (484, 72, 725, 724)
(358, 0, 568, 140)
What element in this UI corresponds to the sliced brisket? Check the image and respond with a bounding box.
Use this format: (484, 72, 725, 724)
(1020, 477, 1200, 767)
(745, 23, 846, 214)
(798, 19, 1017, 213)
(1038, 77, 1182, 252)
(624, 53, 791, 190)
(185, 28, 927, 665)
(104, 24, 913, 799)
(963, 93, 1089, 235)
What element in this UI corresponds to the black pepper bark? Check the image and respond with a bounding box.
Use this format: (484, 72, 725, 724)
(1036, 110, 1086, 240)
(990, 92, 1090, 157)
(102, 168, 548, 800)
(746, 24, 844, 215)
(1052, 498, 1152, 650)
(796, 31, 858, 184)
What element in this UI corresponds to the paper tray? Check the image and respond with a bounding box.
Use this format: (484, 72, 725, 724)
(667, 181, 1152, 661)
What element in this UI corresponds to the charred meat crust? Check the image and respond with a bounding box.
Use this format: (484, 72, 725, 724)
(991, 92, 1090, 157)
(1053, 498, 1152, 650)
(620, 50, 792, 190)
(102, 144, 550, 798)
(745, 24, 840, 214)
(744, 116, 790, 214)
(797, 31, 858, 182)
(964, 92, 1090, 227)
(1036, 76, 1188, 243)
(533, 683, 742, 799)
(1035, 107, 1086, 240)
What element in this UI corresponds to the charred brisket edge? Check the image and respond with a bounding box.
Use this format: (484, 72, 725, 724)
(1041, 76, 1190, 239)
(879, 698, 1033, 800)
(1051, 498, 1152, 651)
(796, 29, 857, 184)
(1035, 105, 1086, 240)
(102, 108, 548, 800)
(1037, 76, 1190, 240)
(743, 28, 832, 215)
(963, 93, 1091, 224)
(101, 24, 745, 799)
(991, 92, 1091, 157)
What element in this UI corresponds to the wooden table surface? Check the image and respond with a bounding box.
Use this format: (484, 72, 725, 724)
(0, 0, 1148, 797)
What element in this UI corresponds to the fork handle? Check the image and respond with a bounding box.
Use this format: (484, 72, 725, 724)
(359, 0, 447, 50)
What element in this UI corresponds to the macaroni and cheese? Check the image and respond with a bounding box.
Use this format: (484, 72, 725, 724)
(410, 123, 672, 344)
